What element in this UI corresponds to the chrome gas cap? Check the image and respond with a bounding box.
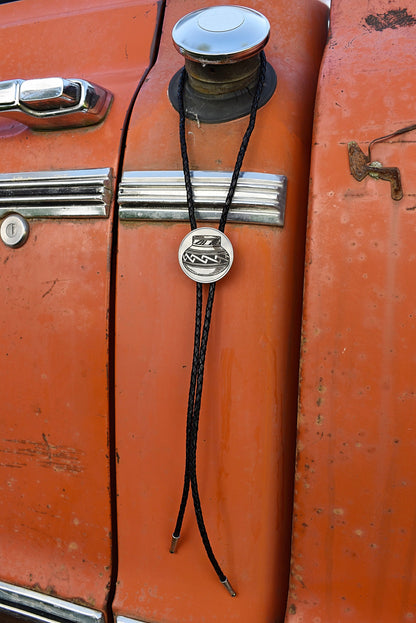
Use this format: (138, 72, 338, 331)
(169, 5, 276, 123)
(1, 213, 29, 248)
(172, 5, 270, 64)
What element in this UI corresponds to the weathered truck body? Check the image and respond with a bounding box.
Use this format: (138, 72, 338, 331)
(0, 1, 414, 622)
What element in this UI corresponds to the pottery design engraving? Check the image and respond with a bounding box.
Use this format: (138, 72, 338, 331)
(178, 227, 234, 283)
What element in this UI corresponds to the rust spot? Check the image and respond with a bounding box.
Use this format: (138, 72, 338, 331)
(365, 8, 416, 31)
(317, 378, 326, 393)
(293, 574, 306, 589)
(31, 584, 95, 609)
(288, 604, 297, 615)
(0, 436, 84, 473)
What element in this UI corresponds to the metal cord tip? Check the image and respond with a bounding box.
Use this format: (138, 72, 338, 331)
(221, 578, 236, 597)
(170, 534, 180, 553)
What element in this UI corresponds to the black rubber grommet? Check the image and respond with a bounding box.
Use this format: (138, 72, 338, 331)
(168, 62, 277, 124)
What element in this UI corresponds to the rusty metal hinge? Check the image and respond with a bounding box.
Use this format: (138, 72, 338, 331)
(348, 141, 402, 200)
(348, 122, 416, 201)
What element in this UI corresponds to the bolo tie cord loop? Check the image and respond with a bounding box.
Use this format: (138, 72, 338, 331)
(170, 51, 267, 598)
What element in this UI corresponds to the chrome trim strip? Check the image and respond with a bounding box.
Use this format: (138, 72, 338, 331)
(117, 617, 147, 623)
(118, 171, 287, 226)
(0, 168, 113, 218)
(0, 581, 104, 622)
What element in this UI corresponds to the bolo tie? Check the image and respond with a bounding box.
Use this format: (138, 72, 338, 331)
(170, 50, 267, 597)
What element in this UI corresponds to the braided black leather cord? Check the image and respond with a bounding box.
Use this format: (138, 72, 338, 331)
(178, 67, 197, 232)
(171, 51, 267, 595)
(219, 52, 267, 232)
(171, 281, 202, 542)
(171, 69, 202, 544)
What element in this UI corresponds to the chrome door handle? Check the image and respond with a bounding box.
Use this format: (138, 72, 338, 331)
(0, 77, 112, 129)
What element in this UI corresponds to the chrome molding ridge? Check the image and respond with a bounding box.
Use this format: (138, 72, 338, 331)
(118, 170, 287, 226)
(0, 581, 104, 622)
(0, 168, 113, 218)
(117, 617, 147, 623)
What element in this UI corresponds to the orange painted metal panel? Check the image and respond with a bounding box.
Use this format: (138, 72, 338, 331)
(0, 0, 160, 614)
(114, 0, 327, 621)
(286, 1, 416, 621)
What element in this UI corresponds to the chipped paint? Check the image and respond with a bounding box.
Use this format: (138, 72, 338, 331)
(364, 8, 416, 31)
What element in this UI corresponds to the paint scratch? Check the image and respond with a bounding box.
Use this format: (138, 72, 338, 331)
(41, 279, 59, 299)
(0, 436, 85, 473)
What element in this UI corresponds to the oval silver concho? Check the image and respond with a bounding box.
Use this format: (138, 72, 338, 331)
(178, 227, 234, 283)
